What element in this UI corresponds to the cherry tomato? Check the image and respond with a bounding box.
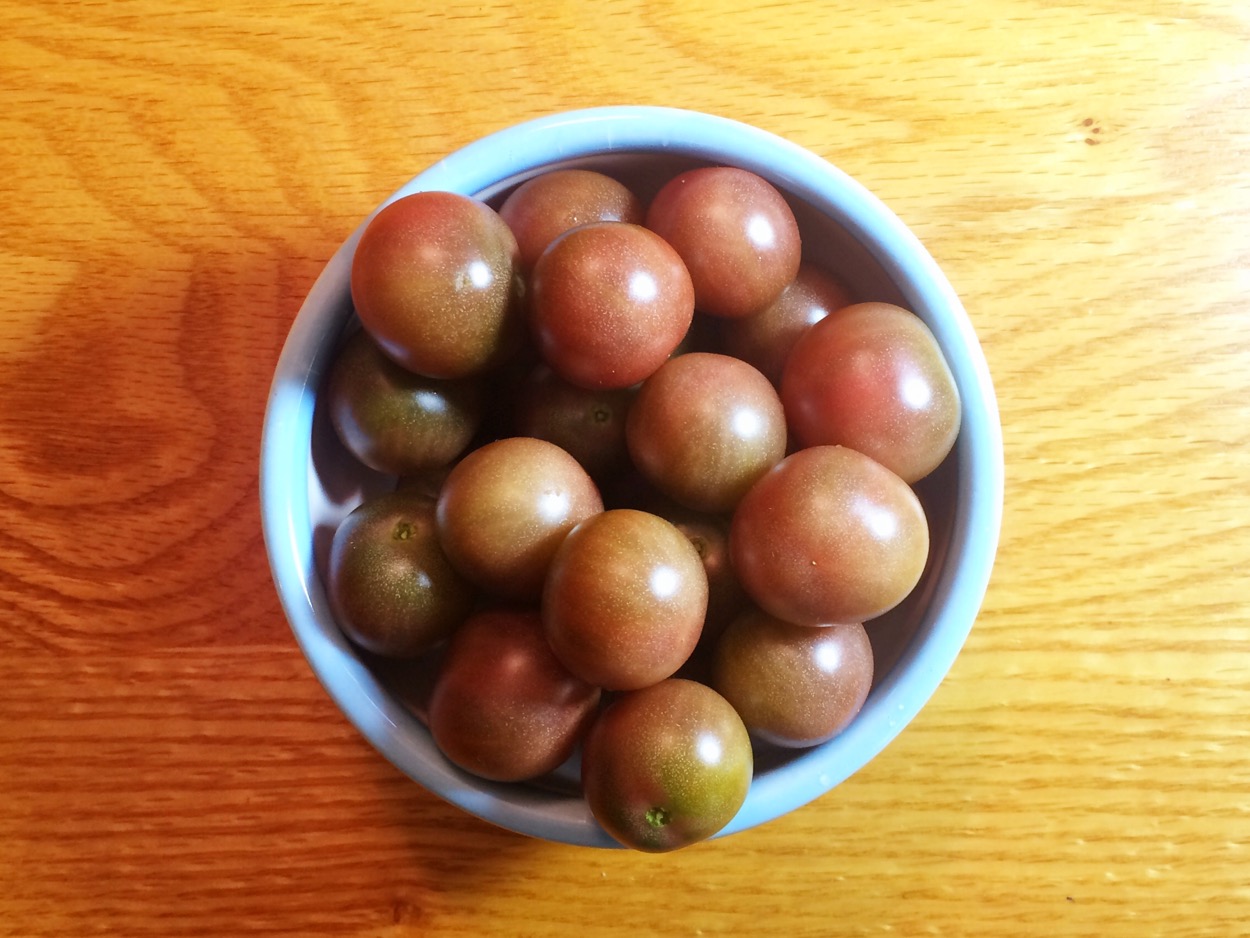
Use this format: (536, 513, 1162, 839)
(626, 352, 787, 513)
(327, 491, 473, 657)
(325, 329, 486, 475)
(646, 167, 801, 319)
(721, 262, 853, 385)
(542, 509, 707, 691)
(351, 191, 523, 378)
(657, 504, 748, 643)
(781, 302, 961, 483)
(529, 222, 694, 389)
(498, 169, 644, 271)
(427, 609, 601, 782)
(512, 364, 635, 480)
(730, 445, 929, 625)
(713, 611, 873, 748)
(435, 437, 603, 601)
(581, 678, 752, 852)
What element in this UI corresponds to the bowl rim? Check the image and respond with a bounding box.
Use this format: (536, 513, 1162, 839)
(260, 105, 1004, 848)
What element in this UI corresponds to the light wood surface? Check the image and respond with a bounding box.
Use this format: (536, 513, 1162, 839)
(2, 1, 1248, 935)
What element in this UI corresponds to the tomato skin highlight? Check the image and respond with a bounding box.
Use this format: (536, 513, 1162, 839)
(646, 167, 801, 319)
(428, 609, 601, 782)
(581, 679, 752, 853)
(435, 437, 603, 601)
(529, 222, 695, 390)
(781, 302, 961, 483)
(499, 169, 644, 271)
(326, 329, 486, 475)
(326, 492, 474, 658)
(626, 352, 787, 513)
(730, 445, 929, 626)
(713, 611, 874, 748)
(542, 509, 708, 691)
(721, 262, 853, 385)
(351, 191, 524, 379)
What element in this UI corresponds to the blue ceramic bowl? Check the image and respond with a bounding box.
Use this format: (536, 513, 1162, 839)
(260, 106, 1003, 847)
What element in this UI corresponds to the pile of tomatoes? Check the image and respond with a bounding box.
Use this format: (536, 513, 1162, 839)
(321, 165, 960, 852)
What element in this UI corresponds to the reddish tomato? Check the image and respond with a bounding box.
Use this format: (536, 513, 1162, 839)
(435, 437, 603, 601)
(781, 302, 961, 483)
(351, 191, 523, 378)
(428, 610, 601, 782)
(646, 167, 800, 319)
(712, 611, 873, 748)
(529, 222, 694, 389)
(721, 263, 853, 385)
(326, 492, 473, 658)
(582, 679, 752, 852)
(542, 509, 707, 691)
(730, 445, 929, 626)
(498, 169, 643, 271)
(626, 352, 787, 513)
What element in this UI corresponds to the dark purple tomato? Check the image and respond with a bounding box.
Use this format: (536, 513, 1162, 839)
(542, 509, 708, 691)
(721, 263, 853, 385)
(325, 329, 486, 475)
(435, 437, 603, 601)
(655, 504, 750, 687)
(713, 611, 873, 748)
(645, 167, 801, 319)
(581, 679, 752, 853)
(498, 169, 644, 271)
(657, 505, 748, 642)
(327, 491, 474, 657)
(668, 312, 723, 359)
(730, 445, 929, 626)
(781, 302, 961, 483)
(626, 353, 787, 513)
(529, 222, 694, 390)
(512, 364, 635, 480)
(351, 191, 524, 378)
(427, 609, 601, 782)
(393, 465, 453, 502)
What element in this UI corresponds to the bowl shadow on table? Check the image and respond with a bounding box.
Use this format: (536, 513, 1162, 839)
(364, 754, 550, 921)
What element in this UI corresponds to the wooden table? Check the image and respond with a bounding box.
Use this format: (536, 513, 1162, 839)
(3, 2, 1247, 935)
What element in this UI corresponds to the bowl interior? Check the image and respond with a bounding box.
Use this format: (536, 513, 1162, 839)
(262, 108, 1003, 848)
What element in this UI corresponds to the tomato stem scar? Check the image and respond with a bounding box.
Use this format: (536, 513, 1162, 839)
(645, 806, 671, 828)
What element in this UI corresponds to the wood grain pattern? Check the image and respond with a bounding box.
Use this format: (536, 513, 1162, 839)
(2, 0, 1248, 935)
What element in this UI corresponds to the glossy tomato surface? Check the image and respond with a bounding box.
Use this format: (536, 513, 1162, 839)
(713, 611, 873, 748)
(542, 509, 707, 690)
(529, 222, 694, 389)
(782, 302, 961, 483)
(351, 191, 523, 378)
(730, 445, 929, 626)
(721, 262, 853, 385)
(498, 169, 644, 271)
(435, 437, 603, 600)
(325, 329, 486, 475)
(645, 167, 800, 319)
(326, 491, 474, 658)
(626, 352, 786, 513)
(427, 610, 601, 782)
(581, 678, 752, 853)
